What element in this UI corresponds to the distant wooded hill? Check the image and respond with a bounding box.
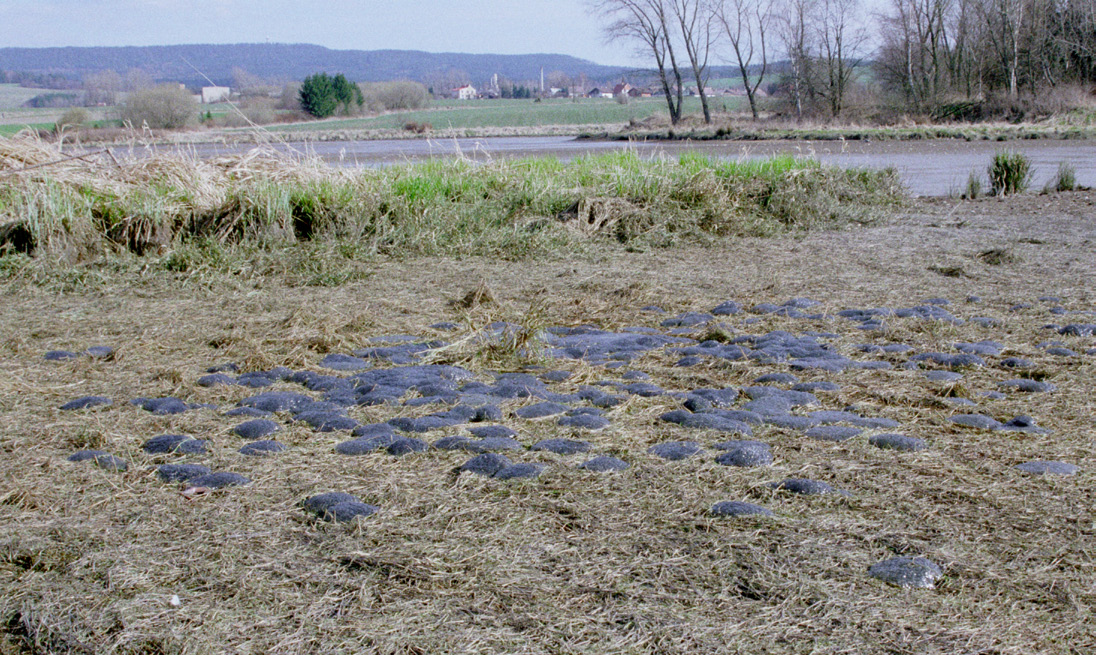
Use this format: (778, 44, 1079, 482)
(0, 43, 641, 87)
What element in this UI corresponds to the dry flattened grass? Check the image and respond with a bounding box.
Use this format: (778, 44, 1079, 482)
(0, 194, 1095, 654)
(0, 134, 903, 271)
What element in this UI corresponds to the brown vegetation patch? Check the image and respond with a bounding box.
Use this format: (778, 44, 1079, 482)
(0, 193, 1093, 653)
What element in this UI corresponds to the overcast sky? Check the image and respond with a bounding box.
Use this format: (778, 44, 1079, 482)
(0, 0, 651, 66)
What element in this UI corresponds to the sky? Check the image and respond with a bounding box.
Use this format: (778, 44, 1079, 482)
(0, 0, 650, 67)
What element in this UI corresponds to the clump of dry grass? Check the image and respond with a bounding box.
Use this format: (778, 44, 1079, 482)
(0, 134, 903, 275)
(2, 150, 1094, 655)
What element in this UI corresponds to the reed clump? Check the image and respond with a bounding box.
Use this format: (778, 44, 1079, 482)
(0, 134, 903, 271)
(988, 150, 1032, 196)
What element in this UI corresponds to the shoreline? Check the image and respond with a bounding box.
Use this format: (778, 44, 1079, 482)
(26, 118, 1096, 149)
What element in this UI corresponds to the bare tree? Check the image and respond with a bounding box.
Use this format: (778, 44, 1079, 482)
(670, 0, 716, 123)
(979, 0, 1025, 97)
(592, 0, 685, 124)
(814, 0, 867, 117)
(124, 68, 154, 92)
(877, 0, 954, 108)
(777, 0, 814, 119)
(715, 0, 777, 118)
(83, 69, 123, 106)
(120, 85, 197, 129)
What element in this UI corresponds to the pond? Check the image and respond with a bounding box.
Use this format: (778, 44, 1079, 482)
(155, 135, 1096, 197)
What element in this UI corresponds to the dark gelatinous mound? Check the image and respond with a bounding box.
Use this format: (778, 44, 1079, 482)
(531, 438, 591, 455)
(647, 441, 703, 461)
(710, 501, 773, 517)
(157, 464, 212, 482)
(186, 472, 250, 489)
(239, 440, 287, 456)
(60, 396, 113, 411)
(579, 456, 630, 472)
(868, 556, 943, 588)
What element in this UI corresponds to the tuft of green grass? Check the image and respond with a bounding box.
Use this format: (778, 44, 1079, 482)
(988, 150, 1031, 196)
(0, 138, 904, 283)
(962, 170, 984, 199)
(1047, 161, 1077, 193)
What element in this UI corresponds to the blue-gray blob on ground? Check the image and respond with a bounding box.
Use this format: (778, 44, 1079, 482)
(954, 341, 1002, 356)
(319, 354, 372, 371)
(713, 441, 773, 467)
(998, 379, 1056, 393)
(558, 414, 611, 431)
(459, 453, 513, 477)
(493, 463, 544, 480)
(239, 391, 315, 413)
(769, 478, 851, 496)
(43, 350, 80, 361)
(468, 425, 516, 439)
(998, 415, 1049, 433)
(320, 501, 379, 522)
(198, 373, 237, 387)
(949, 414, 1003, 430)
(868, 556, 944, 589)
(142, 434, 207, 455)
(923, 370, 964, 383)
(531, 438, 590, 455)
(805, 426, 862, 442)
(238, 440, 286, 456)
(131, 397, 192, 415)
(224, 406, 270, 418)
(302, 492, 358, 514)
(754, 372, 798, 385)
(232, 419, 281, 440)
(659, 410, 753, 435)
(1014, 461, 1079, 475)
(67, 450, 128, 471)
(185, 472, 250, 489)
(911, 352, 984, 369)
(647, 441, 703, 461)
(869, 434, 927, 451)
(660, 312, 714, 327)
(579, 456, 629, 472)
(710, 501, 773, 517)
(335, 433, 400, 455)
(515, 402, 570, 419)
(302, 492, 378, 522)
(387, 437, 429, 456)
(60, 396, 113, 411)
(157, 464, 212, 482)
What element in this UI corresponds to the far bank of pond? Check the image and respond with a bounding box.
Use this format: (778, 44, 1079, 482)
(131, 136, 1095, 197)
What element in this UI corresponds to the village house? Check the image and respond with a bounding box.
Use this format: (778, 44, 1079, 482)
(201, 86, 231, 104)
(453, 84, 477, 100)
(611, 82, 632, 97)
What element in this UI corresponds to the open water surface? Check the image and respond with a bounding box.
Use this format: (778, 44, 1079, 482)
(156, 136, 1096, 197)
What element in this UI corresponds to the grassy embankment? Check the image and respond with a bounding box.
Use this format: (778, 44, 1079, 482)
(0, 134, 902, 286)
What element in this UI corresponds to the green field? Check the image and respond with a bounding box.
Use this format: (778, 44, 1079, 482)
(266, 97, 743, 133)
(0, 123, 53, 137)
(0, 84, 48, 110)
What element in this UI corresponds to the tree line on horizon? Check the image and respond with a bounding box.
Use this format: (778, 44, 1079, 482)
(593, 0, 1096, 124)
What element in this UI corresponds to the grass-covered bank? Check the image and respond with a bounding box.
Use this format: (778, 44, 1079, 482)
(587, 120, 1096, 143)
(0, 136, 903, 282)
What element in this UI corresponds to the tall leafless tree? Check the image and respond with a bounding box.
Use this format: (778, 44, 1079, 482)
(592, 0, 685, 124)
(715, 0, 777, 119)
(777, 0, 815, 119)
(670, 0, 716, 123)
(815, 0, 868, 117)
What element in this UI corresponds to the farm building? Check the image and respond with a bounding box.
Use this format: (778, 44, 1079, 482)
(201, 86, 231, 104)
(453, 85, 477, 100)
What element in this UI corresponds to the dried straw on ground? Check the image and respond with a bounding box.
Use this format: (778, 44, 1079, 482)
(0, 180, 1094, 653)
